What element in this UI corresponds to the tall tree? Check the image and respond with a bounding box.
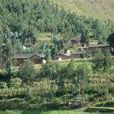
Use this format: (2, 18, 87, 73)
(93, 49, 105, 71)
(18, 60, 36, 83)
(103, 49, 112, 71)
(81, 26, 90, 47)
(2, 39, 12, 74)
(45, 48, 52, 63)
(107, 33, 114, 54)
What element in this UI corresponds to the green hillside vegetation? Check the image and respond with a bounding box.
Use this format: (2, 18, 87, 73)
(52, 0, 114, 22)
(1, 0, 114, 113)
(0, 0, 114, 58)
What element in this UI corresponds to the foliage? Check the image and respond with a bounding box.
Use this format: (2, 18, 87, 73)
(9, 78, 22, 88)
(1, 39, 12, 74)
(40, 62, 59, 80)
(0, 0, 114, 110)
(0, 0, 112, 48)
(107, 33, 114, 54)
(93, 49, 105, 71)
(103, 49, 112, 71)
(18, 60, 37, 83)
(0, 82, 7, 89)
(0, 98, 29, 109)
(62, 59, 76, 79)
(93, 49, 112, 71)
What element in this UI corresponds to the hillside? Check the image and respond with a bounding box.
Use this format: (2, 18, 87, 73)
(52, 0, 114, 21)
(1, 0, 114, 112)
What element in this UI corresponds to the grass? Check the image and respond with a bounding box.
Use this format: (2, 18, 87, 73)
(85, 100, 114, 112)
(0, 110, 99, 114)
(95, 100, 114, 107)
(85, 107, 114, 113)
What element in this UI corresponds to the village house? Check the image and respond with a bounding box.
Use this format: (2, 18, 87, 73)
(84, 44, 110, 52)
(12, 53, 45, 65)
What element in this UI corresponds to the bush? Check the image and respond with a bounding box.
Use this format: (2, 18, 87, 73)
(0, 70, 10, 82)
(40, 62, 59, 80)
(0, 98, 30, 109)
(18, 60, 37, 83)
(9, 78, 22, 88)
(0, 82, 7, 89)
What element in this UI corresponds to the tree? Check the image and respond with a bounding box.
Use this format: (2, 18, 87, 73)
(107, 33, 114, 54)
(65, 59, 77, 93)
(40, 62, 59, 80)
(9, 78, 22, 88)
(76, 63, 91, 106)
(18, 60, 36, 83)
(103, 49, 112, 71)
(2, 39, 12, 75)
(93, 20, 109, 43)
(76, 63, 91, 86)
(21, 29, 36, 45)
(45, 48, 52, 63)
(93, 49, 105, 71)
(51, 45, 58, 58)
(94, 49, 112, 71)
(58, 59, 77, 93)
(64, 59, 76, 79)
(81, 26, 90, 47)
(0, 82, 7, 89)
(56, 75, 65, 94)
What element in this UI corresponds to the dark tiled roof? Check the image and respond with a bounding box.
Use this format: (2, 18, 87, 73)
(12, 53, 45, 59)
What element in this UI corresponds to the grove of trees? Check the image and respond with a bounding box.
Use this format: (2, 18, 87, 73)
(0, 0, 114, 111)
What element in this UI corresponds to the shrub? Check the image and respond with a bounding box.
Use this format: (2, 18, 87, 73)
(9, 78, 22, 88)
(0, 82, 7, 89)
(18, 60, 37, 83)
(0, 98, 30, 109)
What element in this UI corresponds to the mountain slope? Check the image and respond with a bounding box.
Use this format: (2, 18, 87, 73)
(52, 0, 114, 21)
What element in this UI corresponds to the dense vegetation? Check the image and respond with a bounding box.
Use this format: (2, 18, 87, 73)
(0, 0, 114, 46)
(0, 52, 114, 110)
(0, 0, 114, 113)
(0, 0, 114, 63)
(0, 110, 98, 114)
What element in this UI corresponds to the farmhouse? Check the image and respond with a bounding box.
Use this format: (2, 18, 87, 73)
(84, 44, 110, 51)
(12, 53, 45, 65)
